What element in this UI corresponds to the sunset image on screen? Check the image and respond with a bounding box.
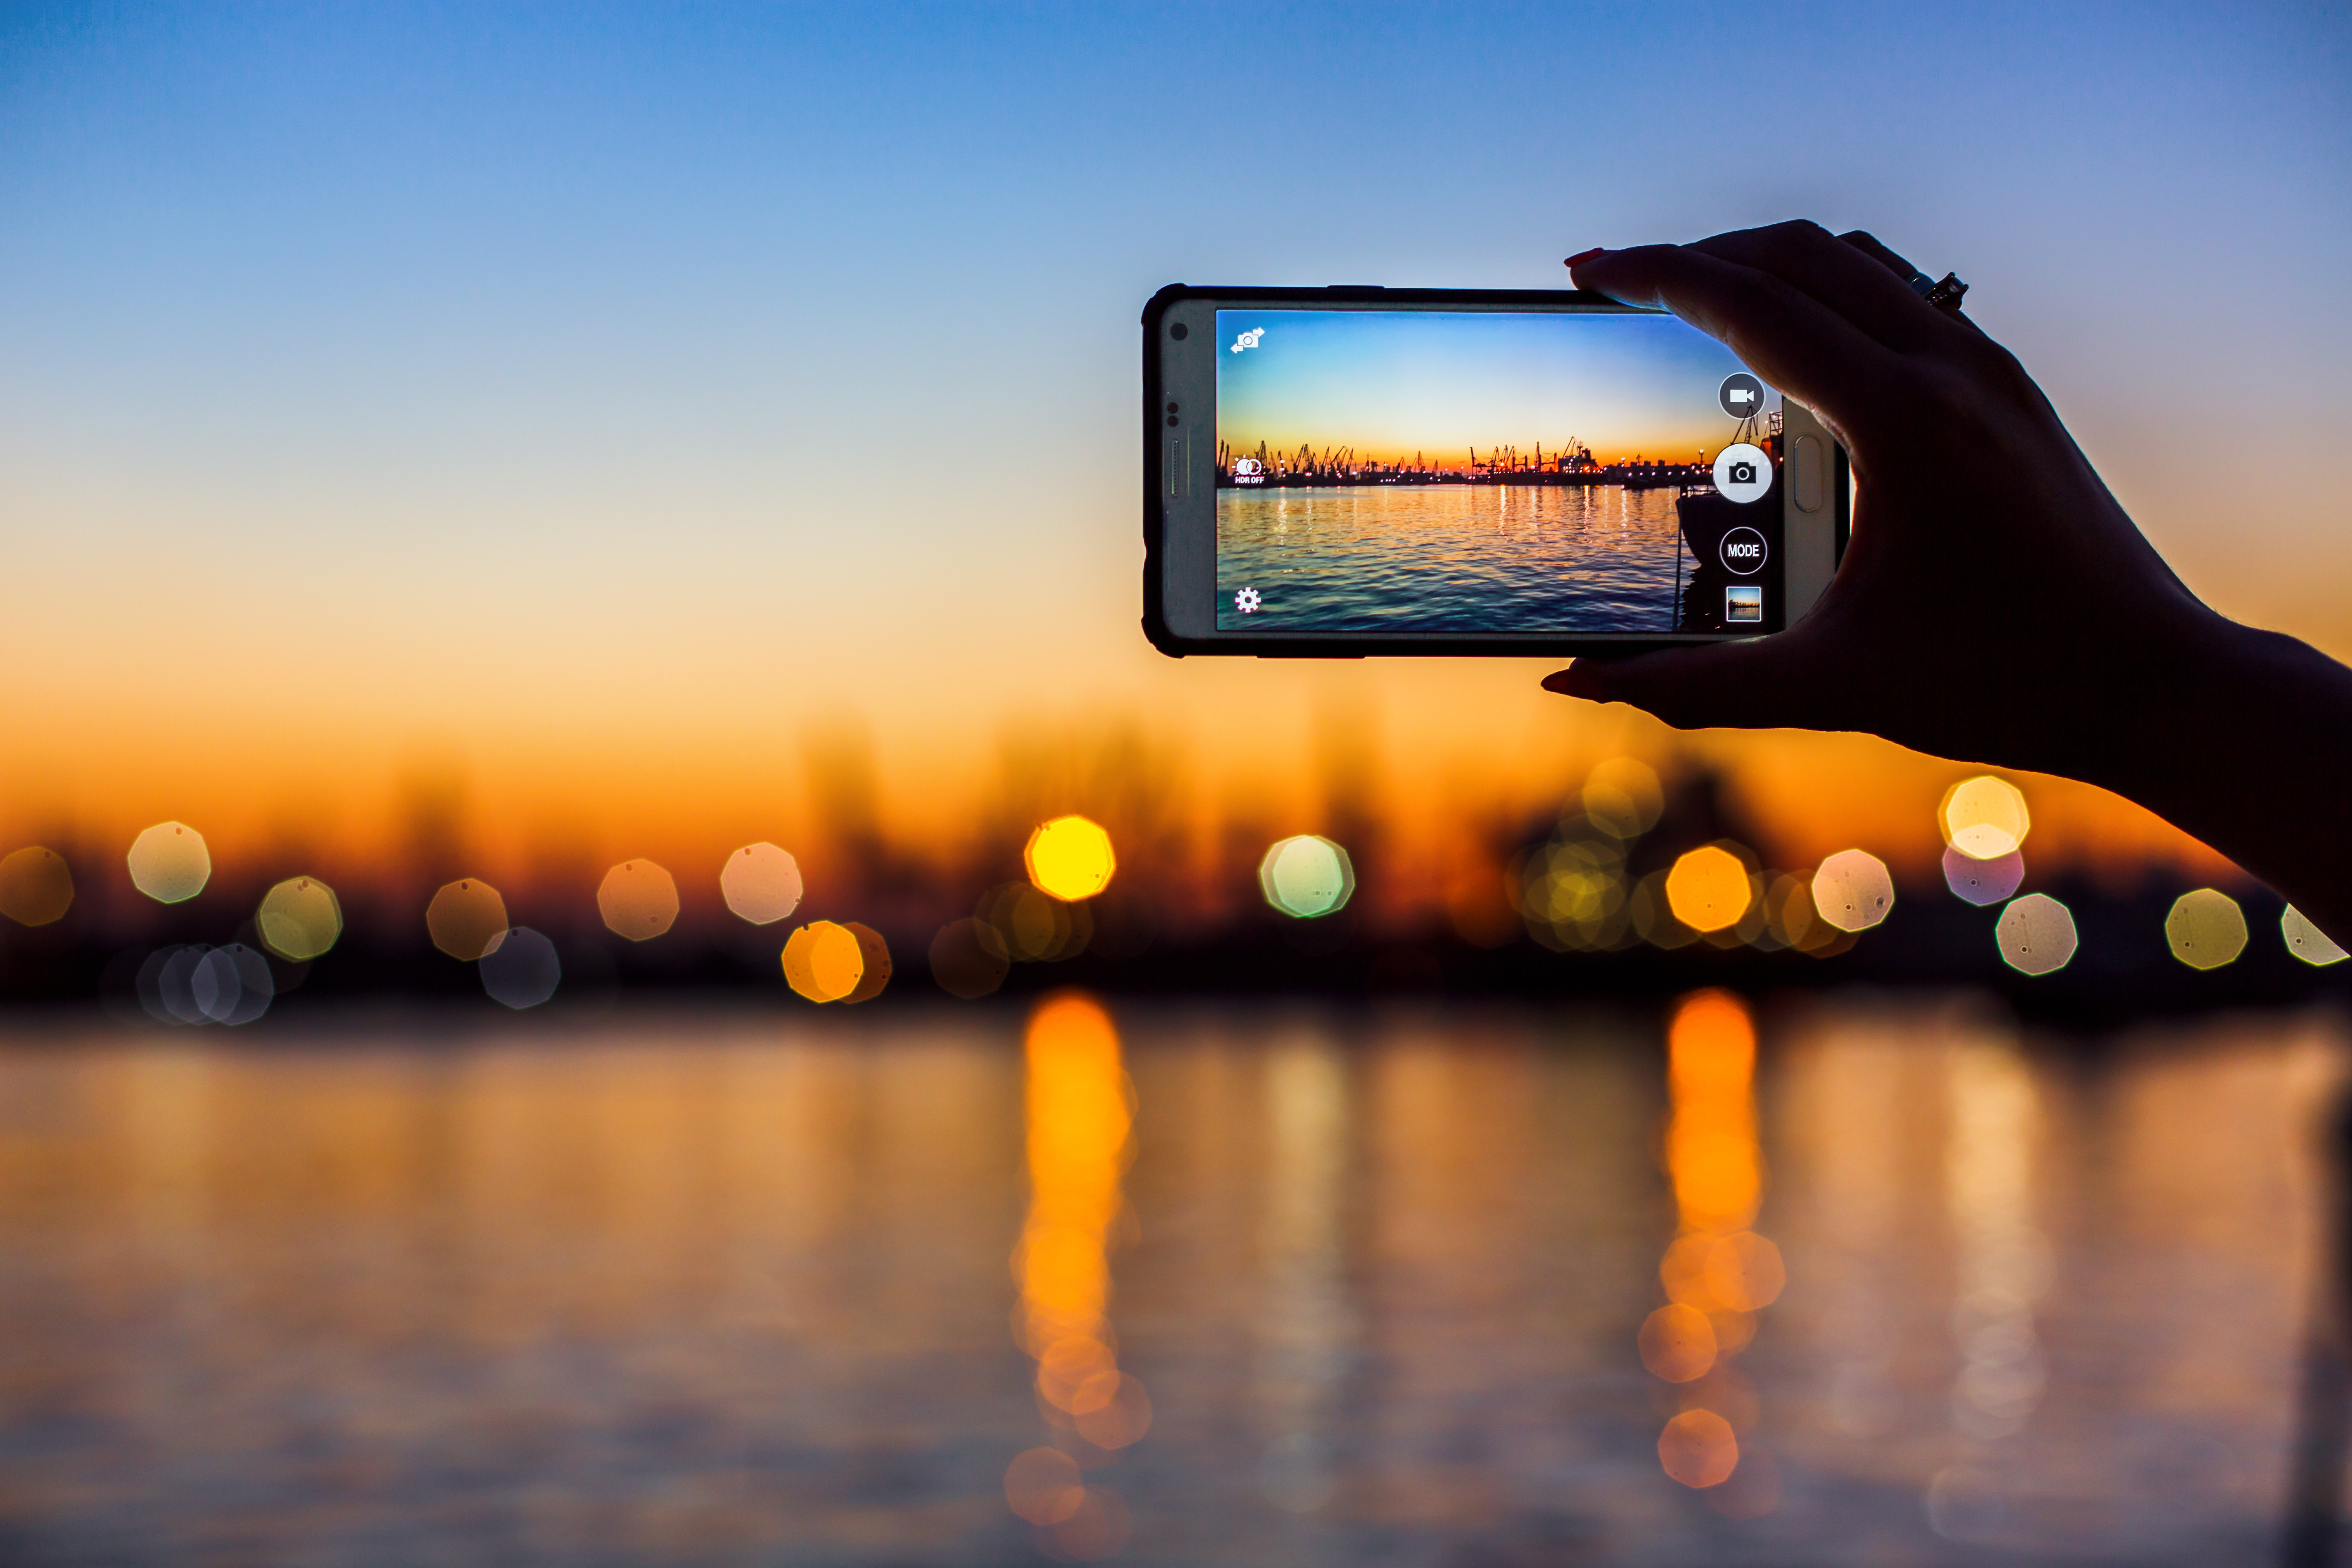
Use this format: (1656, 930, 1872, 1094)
(1213, 310, 1782, 634)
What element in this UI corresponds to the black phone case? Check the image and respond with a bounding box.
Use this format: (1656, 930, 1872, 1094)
(1140, 283, 1849, 659)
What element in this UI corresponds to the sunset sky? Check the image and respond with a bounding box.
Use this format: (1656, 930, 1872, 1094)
(3, 4, 2347, 899)
(1216, 309, 1755, 467)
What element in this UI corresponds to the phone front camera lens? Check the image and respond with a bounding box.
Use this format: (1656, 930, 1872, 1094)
(1166, 401, 1178, 414)
(1166, 414, 1179, 426)
(1170, 323, 1188, 339)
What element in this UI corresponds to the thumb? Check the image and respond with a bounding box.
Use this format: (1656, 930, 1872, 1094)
(1542, 634, 1825, 732)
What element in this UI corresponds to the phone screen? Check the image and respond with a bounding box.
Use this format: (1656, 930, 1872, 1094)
(1213, 309, 1783, 635)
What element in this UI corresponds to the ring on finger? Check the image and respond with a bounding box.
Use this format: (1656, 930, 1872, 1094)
(1905, 269, 1969, 312)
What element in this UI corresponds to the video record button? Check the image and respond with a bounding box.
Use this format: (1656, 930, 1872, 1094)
(1719, 373, 1765, 419)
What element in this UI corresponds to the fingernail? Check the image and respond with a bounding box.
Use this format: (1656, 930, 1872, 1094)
(1564, 247, 1607, 268)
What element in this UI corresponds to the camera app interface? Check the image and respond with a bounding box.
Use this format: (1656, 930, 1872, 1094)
(1214, 310, 1784, 634)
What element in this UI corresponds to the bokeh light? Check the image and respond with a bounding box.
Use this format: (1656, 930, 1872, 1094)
(1659, 1409, 1740, 1489)
(1941, 777, 2031, 860)
(1662, 1231, 1787, 1314)
(1072, 1371, 1154, 1450)
(0, 846, 74, 927)
(479, 926, 560, 1009)
(255, 876, 342, 962)
(1942, 846, 2024, 907)
(192, 943, 273, 1025)
(2165, 888, 2247, 971)
(1996, 893, 2078, 975)
(1665, 991, 1761, 1233)
(1810, 849, 1894, 933)
(597, 860, 679, 942)
(2283, 906, 2348, 967)
(1517, 835, 1628, 951)
(127, 822, 210, 904)
(1582, 756, 1664, 838)
(1638, 1304, 1718, 1383)
(136, 943, 274, 1027)
(930, 917, 1011, 998)
(783, 920, 865, 1002)
(1260, 835, 1356, 920)
(719, 842, 803, 924)
(1014, 994, 1130, 1414)
(1026, 815, 1116, 902)
(843, 922, 891, 1003)
(1630, 871, 1699, 949)
(1003, 1448, 1084, 1525)
(981, 880, 1093, 961)
(1665, 846, 1752, 933)
(137, 945, 206, 1025)
(426, 879, 509, 961)
(1653, 989, 1779, 1494)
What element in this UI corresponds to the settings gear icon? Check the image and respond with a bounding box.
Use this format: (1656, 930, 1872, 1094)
(1234, 586, 1263, 615)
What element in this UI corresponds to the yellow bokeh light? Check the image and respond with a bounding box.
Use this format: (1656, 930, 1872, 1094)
(256, 876, 343, 962)
(1666, 846, 1752, 933)
(2283, 907, 2348, 967)
(783, 920, 866, 1002)
(1260, 835, 1356, 920)
(597, 860, 679, 942)
(1659, 1409, 1740, 1489)
(1810, 849, 1894, 933)
(127, 822, 210, 904)
(2165, 888, 2247, 971)
(720, 842, 803, 925)
(1995, 893, 2077, 976)
(426, 879, 509, 961)
(1941, 776, 2030, 860)
(1025, 815, 1116, 902)
(0, 847, 74, 927)
(1582, 756, 1664, 838)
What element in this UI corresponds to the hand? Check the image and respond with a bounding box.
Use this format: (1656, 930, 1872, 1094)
(1546, 221, 2352, 944)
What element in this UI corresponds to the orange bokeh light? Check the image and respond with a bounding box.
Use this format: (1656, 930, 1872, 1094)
(1016, 992, 1134, 1434)
(1665, 846, 1753, 933)
(1659, 1409, 1740, 1489)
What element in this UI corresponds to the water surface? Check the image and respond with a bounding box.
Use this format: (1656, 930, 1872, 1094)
(0, 998, 2339, 1565)
(1215, 486, 1688, 632)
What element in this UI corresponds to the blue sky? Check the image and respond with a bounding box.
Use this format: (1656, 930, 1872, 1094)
(1, 2, 2347, 850)
(1216, 310, 1756, 464)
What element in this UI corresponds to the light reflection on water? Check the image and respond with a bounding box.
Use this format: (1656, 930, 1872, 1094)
(1215, 485, 1686, 632)
(0, 999, 2339, 1565)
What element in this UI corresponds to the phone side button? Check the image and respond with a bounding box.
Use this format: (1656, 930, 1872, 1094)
(1792, 434, 1824, 513)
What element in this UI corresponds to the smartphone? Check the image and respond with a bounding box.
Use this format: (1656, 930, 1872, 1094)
(1143, 285, 1847, 656)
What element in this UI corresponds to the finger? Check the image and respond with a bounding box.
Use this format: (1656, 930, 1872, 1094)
(1837, 229, 1987, 337)
(1835, 229, 1918, 280)
(1572, 245, 1902, 439)
(1541, 632, 1832, 733)
(1687, 220, 1962, 356)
